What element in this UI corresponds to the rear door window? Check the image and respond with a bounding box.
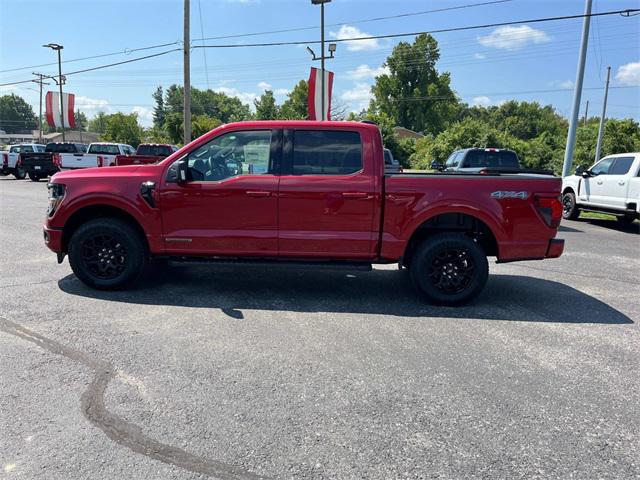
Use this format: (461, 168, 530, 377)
(292, 130, 362, 175)
(445, 151, 461, 168)
(609, 157, 634, 175)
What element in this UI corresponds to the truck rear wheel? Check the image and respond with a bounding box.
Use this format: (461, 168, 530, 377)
(562, 191, 580, 220)
(29, 173, 40, 182)
(409, 233, 488, 306)
(13, 168, 26, 180)
(68, 218, 147, 290)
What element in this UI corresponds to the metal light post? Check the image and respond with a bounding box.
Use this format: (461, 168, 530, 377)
(594, 66, 611, 164)
(43, 43, 65, 142)
(311, 0, 332, 121)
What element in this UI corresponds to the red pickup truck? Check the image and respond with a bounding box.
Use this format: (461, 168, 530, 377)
(44, 121, 564, 305)
(114, 143, 177, 166)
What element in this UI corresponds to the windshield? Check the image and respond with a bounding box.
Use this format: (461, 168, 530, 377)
(88, 144, 120, 155)
(463, 150, 520, 169)
(137, 145, 172, 157)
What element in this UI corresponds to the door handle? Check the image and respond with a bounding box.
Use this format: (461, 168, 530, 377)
(618, 181, 625, 186)
(246, 190, 271, 197)
(342, 192, 369, 199)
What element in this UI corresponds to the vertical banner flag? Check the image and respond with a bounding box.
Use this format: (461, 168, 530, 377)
(308, 67, 334, 121)
(45, 91, 75, 129)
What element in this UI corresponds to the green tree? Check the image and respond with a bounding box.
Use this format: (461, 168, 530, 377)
(74, 110, 88, 131)
(163, 85, 251, 123)
(254, 90, 279, 120)
(369, 34, 459, 135)
(102, 112, 143, 147)
(279, 80, 308, 120)
(571, 118, 640, 172)
(0, 94, 37, 133)
(192, 114, 221, 139)
(88, 111, 109, 135)
(162, 112, 184, 144)
(152, 86, 165, 129)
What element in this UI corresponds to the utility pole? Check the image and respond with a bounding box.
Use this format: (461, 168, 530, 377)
(561, 0, 592, 178)
(583, 100, 589, 126)
(594, 66, 611, 164)
(183, 0, 191, 145)
(310, 0, 335, 121)
(32, 73, 49, 143)
(43, 43, 66, 142)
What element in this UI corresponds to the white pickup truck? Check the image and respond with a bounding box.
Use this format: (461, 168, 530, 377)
(1, 144, 46, 179)
(59, 142, 135, 170)
(562, 152, 640, 226)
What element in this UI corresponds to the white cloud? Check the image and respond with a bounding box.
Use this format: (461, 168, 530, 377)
(478, 25, 550, 51)
(75, 95, 109, 111)
(330, 25, 381, 52)
(559, 80, 574, 89)
(274, 88, 290, 96)
(615, 61, 640, 86)
(340, 83, 372, 111)
(215, 87, 258, 106)
(346, 64, 390, 80)
(472, 96, 492, 107)
(132, 106, 153, 126)
(257, 81, 271, 90)
(473, 53, 486, 60)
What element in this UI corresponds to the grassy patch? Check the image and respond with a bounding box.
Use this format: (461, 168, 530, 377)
(579, 211, 617, 221)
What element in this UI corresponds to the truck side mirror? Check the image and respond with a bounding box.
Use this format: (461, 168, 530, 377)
(575, 165, 586, 176)
(177, 158, 189, 184)
(430, 161, 444, 171)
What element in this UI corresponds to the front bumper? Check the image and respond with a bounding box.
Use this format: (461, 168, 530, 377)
(545, 238, 564, 258)
(43, 225, 63, 254)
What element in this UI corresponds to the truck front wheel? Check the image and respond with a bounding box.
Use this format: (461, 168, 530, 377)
(13, 167, 26, 180)
(562, 191, 580, 220)
(409, 233, 488, 306)
(68, 218, 147, 290)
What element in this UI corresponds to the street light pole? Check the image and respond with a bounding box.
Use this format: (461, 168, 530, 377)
(183, 0, 192, 145)
(43, 43, 65, 142)
(32, 73, 49, 143)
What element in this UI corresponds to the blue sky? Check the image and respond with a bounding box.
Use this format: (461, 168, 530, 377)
(1, 0, 638, 127)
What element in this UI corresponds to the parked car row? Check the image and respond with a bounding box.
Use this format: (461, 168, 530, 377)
(1, 142, 178, 182)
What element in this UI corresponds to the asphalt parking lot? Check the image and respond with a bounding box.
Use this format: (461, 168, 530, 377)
(1, 176, 639, 479)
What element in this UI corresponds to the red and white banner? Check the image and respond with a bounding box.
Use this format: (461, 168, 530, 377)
(45, 91, 75, 129)
(308, 67, 334, 121)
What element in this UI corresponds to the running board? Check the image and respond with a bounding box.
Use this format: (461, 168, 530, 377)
(165, 257, 373, 271)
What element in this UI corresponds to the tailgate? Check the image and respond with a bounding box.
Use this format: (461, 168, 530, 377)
(60, 153, 98, 169)
(21, 153, 53, 167)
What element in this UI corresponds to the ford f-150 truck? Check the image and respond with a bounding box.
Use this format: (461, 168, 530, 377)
(1, 143, 45, 179)
(562, 152, 640, 226)
(114, 143, 177, 166)
(22, 142, 87, 181)
(58, 142, 135, 170)
(44, 121, 564, 305)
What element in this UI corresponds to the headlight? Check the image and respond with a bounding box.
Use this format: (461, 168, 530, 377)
(47, 183, 66, 217)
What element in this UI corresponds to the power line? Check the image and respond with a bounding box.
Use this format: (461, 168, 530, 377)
(1, 8, 637, 89)
(0, 0, 511, 75)
(195, 0, 514, 41)
(194, 8, 639, 49)
(197, 0, 210, 90)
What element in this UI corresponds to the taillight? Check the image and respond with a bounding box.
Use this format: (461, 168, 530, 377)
(52, 153, 61, 168)
(2, 153, 7, 168)
(535, 195, 562, 228)
(16, 154, 21, 167)
(97, 155, 104, 167)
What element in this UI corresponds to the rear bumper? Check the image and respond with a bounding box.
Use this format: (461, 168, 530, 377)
(43, 225, 63, 253)
(545, 238, 564, 258)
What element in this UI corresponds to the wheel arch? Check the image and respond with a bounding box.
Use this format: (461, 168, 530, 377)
(61, 204, 148, 253)
(402, 212, 499, 267)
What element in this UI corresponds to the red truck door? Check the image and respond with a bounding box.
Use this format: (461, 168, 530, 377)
(158, 129, 281, 256)
(277, 128, 378, 259)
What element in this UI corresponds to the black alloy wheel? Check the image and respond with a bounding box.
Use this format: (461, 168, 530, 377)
(80, 234, 128, 280)
(410, 233, 489, 305)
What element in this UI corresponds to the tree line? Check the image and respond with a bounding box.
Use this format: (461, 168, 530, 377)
(2, 32, 638, 172)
